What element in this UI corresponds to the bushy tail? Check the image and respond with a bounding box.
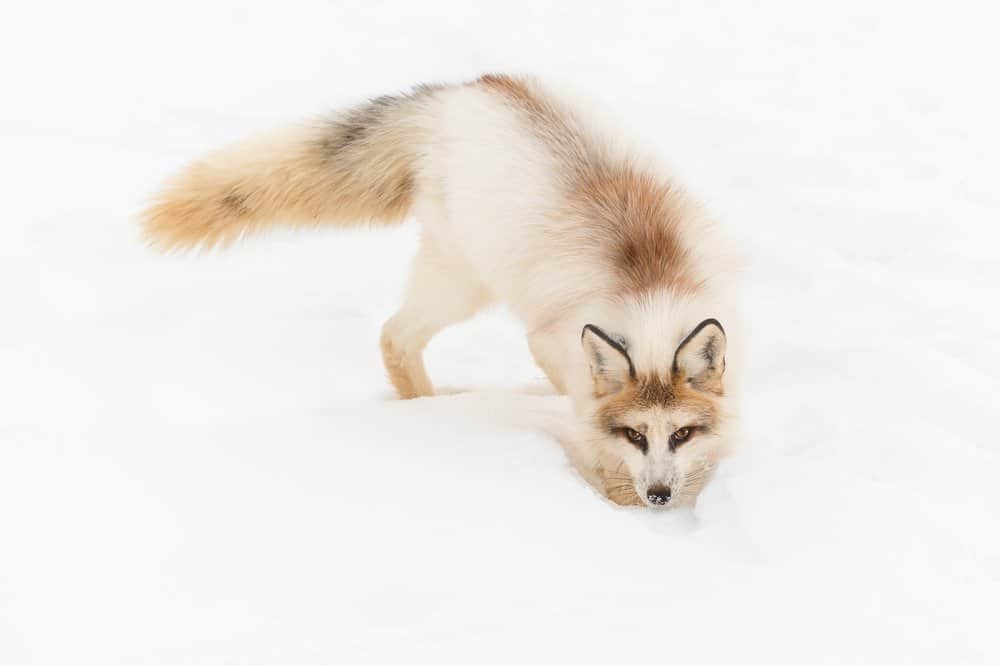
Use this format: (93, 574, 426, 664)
(141, 87, 438, 250)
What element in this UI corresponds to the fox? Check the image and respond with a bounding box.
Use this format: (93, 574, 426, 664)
(142, 74, 741, 509)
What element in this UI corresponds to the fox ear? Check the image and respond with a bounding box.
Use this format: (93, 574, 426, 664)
(581, 324, 634, 397)
(672, 319, 726, 394)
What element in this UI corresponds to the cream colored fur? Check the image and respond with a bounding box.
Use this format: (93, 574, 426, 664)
(141, 75, 741, 508)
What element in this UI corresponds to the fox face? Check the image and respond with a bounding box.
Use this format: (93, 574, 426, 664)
(580, 320, 728, 508)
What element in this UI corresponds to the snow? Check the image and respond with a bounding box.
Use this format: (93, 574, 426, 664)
(2, 1, 999, 664)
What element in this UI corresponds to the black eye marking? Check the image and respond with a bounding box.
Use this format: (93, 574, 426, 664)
(621, 427, 648, 454)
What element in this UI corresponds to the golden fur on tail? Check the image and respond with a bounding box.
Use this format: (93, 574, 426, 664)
(141, 88, 436, 250)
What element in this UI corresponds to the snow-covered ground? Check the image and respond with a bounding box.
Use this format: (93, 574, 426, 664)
(2, 1, 998, 664)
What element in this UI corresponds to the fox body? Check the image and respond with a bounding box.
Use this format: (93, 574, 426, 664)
(143, 74, 740, 508)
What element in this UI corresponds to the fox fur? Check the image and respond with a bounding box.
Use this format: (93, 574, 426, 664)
(142, 74, 741, 508)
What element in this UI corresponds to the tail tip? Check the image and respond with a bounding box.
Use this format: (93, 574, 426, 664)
(139, 191, 246, 253)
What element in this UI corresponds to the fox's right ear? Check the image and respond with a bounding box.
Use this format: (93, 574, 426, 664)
(581, 324, 634, 397)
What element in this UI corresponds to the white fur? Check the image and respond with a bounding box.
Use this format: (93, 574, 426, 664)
(376, 78, 742, 506)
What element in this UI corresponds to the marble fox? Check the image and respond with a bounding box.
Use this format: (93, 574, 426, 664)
(142, 74, 741, 508)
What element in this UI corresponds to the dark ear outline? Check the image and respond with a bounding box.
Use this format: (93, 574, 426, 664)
(581, 324, 636, 380)
(671, 318, 726, 375)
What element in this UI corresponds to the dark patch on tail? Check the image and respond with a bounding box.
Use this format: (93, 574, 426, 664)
(376, 172, 414, 212)
(319, 106, 383, 157)
(318, 84, 442, 158)
(220, 191, 251, 216)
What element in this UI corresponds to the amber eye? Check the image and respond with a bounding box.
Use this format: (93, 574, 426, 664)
(670, 427, 692, 447)
(623, 428, 648, 450)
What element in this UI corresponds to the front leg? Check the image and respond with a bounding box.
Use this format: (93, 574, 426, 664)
(527, 329, 569, 394)
(565, 437, 643, 507)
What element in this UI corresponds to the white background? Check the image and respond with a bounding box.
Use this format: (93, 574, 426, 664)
(1, 1, 998, 664)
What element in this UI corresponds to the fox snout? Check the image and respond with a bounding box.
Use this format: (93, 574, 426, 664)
(645, 483, 672, 506)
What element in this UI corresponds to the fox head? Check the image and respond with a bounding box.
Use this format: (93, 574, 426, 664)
(580, 319, 729, 508)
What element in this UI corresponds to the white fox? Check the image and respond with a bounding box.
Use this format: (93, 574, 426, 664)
(142, 74, 741, 508)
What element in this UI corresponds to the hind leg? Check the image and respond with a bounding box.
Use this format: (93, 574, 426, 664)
(380, 234, 490, 398)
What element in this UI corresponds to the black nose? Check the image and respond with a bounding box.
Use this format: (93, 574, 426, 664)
(646, 485, 672, 506)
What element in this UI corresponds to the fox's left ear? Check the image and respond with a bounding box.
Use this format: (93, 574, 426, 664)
(673, 319, 726, 394)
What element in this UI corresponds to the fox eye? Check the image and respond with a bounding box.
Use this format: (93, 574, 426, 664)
(622, 428, 648, 451)
(669, 427, 692, 448)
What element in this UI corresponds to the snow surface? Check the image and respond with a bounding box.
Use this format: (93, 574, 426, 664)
(2, 1, 999, 664)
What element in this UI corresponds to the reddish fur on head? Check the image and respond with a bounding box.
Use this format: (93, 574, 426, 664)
(580, 319, 728, 508)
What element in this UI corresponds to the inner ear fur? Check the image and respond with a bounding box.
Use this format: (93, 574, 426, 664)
(581, 324, 634, 397)
(672, 318, 726, 394)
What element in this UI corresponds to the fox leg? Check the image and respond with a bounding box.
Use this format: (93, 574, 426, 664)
(380, 234, 490, 398)
(528, 328, 569, 394)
